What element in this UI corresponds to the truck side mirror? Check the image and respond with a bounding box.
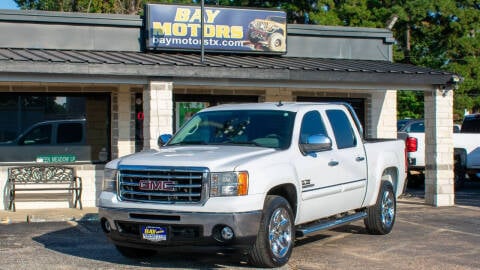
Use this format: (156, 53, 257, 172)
(300, 134, 332, 155)
(158, 134, 172, 147)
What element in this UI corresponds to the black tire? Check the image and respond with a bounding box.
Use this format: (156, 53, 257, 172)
(248, 195, 294, 268)
(454, 173, 465, 190)
(115, 245, 156, 258)
(406, 172, 424, 188)
(364, 180, 396, 235)
(468, 173, 479, 181)
(454, 153, 466, 189)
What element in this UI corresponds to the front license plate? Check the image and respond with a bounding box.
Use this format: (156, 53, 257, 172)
(141, 226, 167, 242)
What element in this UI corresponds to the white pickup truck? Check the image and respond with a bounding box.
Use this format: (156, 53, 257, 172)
(99, 102, 406, 268)
(397, 115, 480, 186)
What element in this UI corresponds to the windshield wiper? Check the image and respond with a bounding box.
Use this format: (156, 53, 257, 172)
(226, 141, 264, 147)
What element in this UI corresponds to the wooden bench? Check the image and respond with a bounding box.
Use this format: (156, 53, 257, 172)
(7, 165, 82, 212)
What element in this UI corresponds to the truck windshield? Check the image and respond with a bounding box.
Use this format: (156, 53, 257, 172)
(168, 110, 296, 149)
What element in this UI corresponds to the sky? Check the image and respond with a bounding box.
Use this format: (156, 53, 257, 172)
(0, 0, 19, 10)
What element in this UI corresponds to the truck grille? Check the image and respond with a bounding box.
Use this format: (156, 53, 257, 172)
(118, 166, 208, 204)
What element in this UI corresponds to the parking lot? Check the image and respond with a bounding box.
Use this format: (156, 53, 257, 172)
(0, 182, 479, 270)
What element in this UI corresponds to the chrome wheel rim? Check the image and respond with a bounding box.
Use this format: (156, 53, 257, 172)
(381, 189, 395, 228)
(268, 207, 292, 258)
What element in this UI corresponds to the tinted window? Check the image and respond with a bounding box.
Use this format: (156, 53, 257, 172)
(326, 109, 357, 149)
(57, 123, 83, 143)
(397, 119, 411, 131)
(407, 122, 425, 132)
(461, 116, 480, 133)
(20, 124, 52, 145)
(299, 111, 327, 144)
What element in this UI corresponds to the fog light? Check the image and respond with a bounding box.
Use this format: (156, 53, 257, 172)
(213, 225, 235, 243)
(221, 226, 234, 240)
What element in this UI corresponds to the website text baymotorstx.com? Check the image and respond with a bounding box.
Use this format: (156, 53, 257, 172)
(152, 36, 245, 47)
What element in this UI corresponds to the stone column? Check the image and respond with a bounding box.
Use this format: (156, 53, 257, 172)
(424, 87, 454, 206)
(368, 90, 397, 139)
(117, 86, 135, 157)
(143, 81, 173, 150)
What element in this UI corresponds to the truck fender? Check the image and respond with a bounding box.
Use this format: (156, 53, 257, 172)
(363, 150, 404, 207)
(246, 162, 300, 219)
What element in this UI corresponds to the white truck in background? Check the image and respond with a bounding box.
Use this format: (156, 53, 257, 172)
(397, 114, 480, 186)
(99, 102, 406, 268)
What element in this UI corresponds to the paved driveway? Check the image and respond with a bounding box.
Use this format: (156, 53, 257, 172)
(0, 183, 479, 269)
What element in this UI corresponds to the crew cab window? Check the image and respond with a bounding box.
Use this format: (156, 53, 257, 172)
(299, 111, 327, 144)
(326, 109, 357, 149)
(57, 123, 83, 143)
(20, 124, 52, 145)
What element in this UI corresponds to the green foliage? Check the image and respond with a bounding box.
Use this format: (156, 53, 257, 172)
(397, 91, 424, 119)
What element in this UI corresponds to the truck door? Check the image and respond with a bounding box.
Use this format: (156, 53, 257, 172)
(295, 110, 342, 223)
(325, 109, 367, 209)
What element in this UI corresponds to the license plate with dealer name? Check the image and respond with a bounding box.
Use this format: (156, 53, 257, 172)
(141, 225, 167, 242)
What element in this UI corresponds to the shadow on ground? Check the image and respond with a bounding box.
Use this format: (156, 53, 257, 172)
(32, 221, 249, 269)
(404, 179, 480, 207)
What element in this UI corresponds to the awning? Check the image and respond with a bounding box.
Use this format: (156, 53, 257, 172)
(0, 48, 455, 90)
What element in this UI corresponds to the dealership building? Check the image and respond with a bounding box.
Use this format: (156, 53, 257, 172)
(0, 5, 458, 210)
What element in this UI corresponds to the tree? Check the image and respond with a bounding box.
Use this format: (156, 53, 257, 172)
(14, 0, 194, 14)
(310, 0, 480, 118)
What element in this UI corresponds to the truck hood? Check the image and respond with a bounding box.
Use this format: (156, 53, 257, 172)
(115, 145, 277, 171)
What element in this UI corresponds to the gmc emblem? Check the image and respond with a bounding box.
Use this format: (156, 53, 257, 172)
(138, 180, 176, 191)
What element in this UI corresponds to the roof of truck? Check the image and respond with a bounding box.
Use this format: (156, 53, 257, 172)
(201, 102, 346, 112)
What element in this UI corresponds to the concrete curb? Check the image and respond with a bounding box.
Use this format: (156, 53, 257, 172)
(0, 207, 99, 224)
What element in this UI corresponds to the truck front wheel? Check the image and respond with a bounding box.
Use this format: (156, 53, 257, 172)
(248, 195, 294, 268)
(364, 181, 396, 235)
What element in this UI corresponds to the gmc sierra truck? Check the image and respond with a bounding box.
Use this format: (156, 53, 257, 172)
(99, 102, 406, 268)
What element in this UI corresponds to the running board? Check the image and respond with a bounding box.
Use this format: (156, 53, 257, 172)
(295, 211, 367, 237)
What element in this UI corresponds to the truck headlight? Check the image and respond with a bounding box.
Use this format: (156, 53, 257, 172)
(210, 171, 248, 197)
(102, 168, 118, 192)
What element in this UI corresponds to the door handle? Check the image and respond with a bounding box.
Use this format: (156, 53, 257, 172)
(328, 160, 339, 166)
(356, 157, 365, 162)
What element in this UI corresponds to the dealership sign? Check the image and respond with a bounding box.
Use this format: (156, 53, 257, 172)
(145, 4, 287, 54)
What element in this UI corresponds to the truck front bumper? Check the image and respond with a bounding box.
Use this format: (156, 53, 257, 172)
(99, 207, 262, 250)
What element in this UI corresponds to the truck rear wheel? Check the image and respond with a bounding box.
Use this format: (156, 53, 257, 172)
(248, 195, 294, 268)
(364, 181, 396, 235)
(115, 245, 156, 258)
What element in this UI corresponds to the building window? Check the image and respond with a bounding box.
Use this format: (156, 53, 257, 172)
(0, 93, 110, 163)
(173, 94, 259, 133)
(175, 102, 209, 131)
(134, 93, 144, 152)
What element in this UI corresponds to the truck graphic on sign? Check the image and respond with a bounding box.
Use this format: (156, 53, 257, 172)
(247, 16, 286, 52)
